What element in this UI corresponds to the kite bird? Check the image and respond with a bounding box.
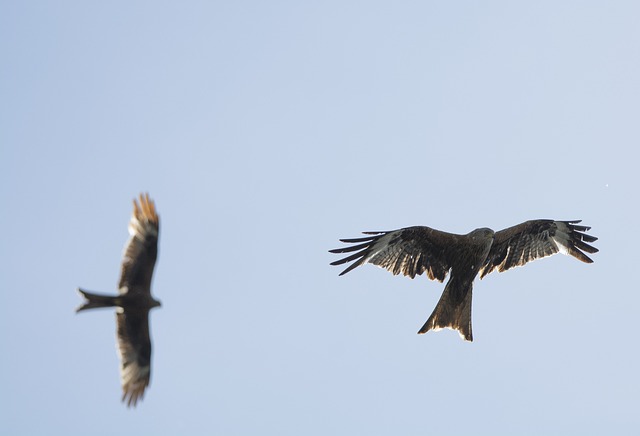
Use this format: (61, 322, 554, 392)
(330, 220, 597, 342)
(77, 193, 161, 407)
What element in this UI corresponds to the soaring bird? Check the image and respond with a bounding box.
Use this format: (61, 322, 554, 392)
(77, 193, 161, 407)
(330, 220, 597, 341)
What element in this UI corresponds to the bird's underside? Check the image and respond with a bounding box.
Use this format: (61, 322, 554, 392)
(330, 220, 598, 341)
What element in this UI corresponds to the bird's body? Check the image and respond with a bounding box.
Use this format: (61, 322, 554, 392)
(330, 220, 598, 341)
(77, 193, 160, 407)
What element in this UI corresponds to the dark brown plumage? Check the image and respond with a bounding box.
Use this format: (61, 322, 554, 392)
(77, 193, 161, 407)
(330, 220, 598, 341)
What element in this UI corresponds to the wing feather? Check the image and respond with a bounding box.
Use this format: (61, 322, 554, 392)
(119, 193, 159, 295)
(329, 226, 458, 281)
(479, 220, 598, 278)
(116, 309, 152, 408)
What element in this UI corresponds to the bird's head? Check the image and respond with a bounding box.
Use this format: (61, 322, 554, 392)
(469, 227, 495, 242)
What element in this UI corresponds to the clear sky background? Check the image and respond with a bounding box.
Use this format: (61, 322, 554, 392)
(1, 1, 638, 435)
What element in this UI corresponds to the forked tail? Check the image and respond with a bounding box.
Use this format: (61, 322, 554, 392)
(418, 279, 474, 342)
(76, 288, 119, 313)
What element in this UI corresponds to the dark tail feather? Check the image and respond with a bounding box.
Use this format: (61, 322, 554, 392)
(76, 288, 119, 313)
(418, 280, 474, 342)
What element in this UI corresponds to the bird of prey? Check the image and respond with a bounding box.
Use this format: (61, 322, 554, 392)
(77, 193, 161, 407)
(330, 220, 597, 341)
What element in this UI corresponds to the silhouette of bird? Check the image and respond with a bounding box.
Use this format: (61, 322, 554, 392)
(330, 220, 597, 341)
(77, 193, 161, 406)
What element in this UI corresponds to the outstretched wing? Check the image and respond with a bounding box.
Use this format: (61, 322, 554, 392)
(479, 220, 598, 278)
(116, 309, 153, 407)
(329, 226, 461, 281)
(119, 193, 159, 295)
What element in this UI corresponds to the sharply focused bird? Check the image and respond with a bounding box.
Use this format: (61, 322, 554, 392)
(330, 220, 598, 341)
(76, 193, 161, 407)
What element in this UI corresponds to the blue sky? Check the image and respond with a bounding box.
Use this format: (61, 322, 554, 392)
(1, 1, 638, 435)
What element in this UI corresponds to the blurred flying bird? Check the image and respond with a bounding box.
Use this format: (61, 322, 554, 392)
(330, 220, 597, 341)
(77, 193, 161, 407)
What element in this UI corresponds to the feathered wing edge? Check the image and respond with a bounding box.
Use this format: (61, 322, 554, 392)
(328, 232, 390, 276)
(329, 228, 453, 281)
(479, 220, 598, 278)
(550, 220, 599, 262)
(131, 193, 159, 235)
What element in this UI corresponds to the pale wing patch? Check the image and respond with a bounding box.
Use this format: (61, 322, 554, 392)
(549, 221, 596, 263)
(366, 233, 417, 275)
(552, 221, 575, 256)
(120, 356, 150, 408)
